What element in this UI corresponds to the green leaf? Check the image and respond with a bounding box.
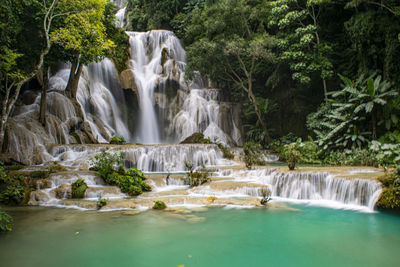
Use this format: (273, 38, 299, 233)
(367, 78, 374, 97)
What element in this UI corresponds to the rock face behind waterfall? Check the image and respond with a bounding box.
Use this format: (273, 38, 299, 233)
(3, 30, 242, 164)
(126, 30, 243, 145)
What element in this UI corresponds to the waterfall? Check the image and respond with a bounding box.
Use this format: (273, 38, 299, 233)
(223, 169, 382, 210)
(48, 144, 232, 172)
(126, 30, 243, 145)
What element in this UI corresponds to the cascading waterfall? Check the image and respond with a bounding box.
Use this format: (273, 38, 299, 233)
(4, 1, 383, 213)
(215, 168, 383, 211)
(126, 30, 243, 145)
(48, 144, 231, 172)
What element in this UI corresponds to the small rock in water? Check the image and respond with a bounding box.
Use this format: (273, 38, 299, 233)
(186, 215, 205, 223)
(121, 210, 141, 216)
(74, 232, 79, 235)
(188, 254, 192, 258)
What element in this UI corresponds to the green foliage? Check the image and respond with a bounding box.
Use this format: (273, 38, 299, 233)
(96, 195, 108, 209)
(103, 2, 130, 72)
(90, 148, 151, 196)
(29, 171, 50, 179)
(323, 149, 379, 166)
(71, 178, 88, 199)
(153, 200, 167, 210)
(184, 161, 211, 187)
(308, 73, 399, 151)
(180, 133, 212, 144)
(242, 142, 264, 169)
(0, 163, 25, 205)
(370, 141, 400, 166)
(259, 186, 271, 205)
(48, 163, 67, 173)
(4, 165, 24, 171)
(216, 142, 234, 160)
(180, 133, 233, 159)
(282, 143, 301, 170)
(91, 147, 124, 179)
(377, 167, 400, 210)
(0, 211, 13, 232)
(50, 0, 114, 65)
(268, 0, 333, 96)
(110, 136, 126, 145)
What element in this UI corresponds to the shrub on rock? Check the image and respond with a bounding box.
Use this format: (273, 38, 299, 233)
(71, 179, 88, 199)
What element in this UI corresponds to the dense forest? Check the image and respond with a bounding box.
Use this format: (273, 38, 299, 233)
(1, 0, 400, 165)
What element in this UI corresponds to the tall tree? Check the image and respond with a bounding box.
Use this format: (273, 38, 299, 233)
(268, 0, 333, 100)
(0, 0, 61, 151)
(51, 0, 114, 99)
(186, 0, 275, 144)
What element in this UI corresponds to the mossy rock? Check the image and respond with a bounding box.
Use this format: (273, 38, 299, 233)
(29, 171, 50, 179)
(71, 179, 88, 199)
(49, 163, 67, 173)
(377, 187, 400, 210)
(110, 136, 126, 145)
(153, 201, 167, 210)
(180, 133, 212, 144)
(4, 165, 25, 171)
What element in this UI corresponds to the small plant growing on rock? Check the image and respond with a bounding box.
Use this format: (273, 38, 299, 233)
(110, 136, 126, 145)
(48, 163, 67, 173)
(153, 200, 167, 210)
(90, 148, 152, 196)
(282, 143, 301, 170)
(71, 179, 88, 198)
(243, 142, 264, 169)
(97, 195, 108, 209)
(0, 164, 25, 205)
(184, 161, 211, 187)
(259, 187, 272, 205)
(0, 211, 13, 232)
(216, 142, 234, 159)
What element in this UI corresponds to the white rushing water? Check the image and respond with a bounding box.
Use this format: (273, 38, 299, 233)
(126, 30, 242, 145)
(48, 144, 233, 172)
(29, 172, 126, 208)
(211, 168, 383, 211)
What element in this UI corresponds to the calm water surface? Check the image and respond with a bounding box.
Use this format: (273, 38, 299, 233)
(1, 205, 399, 267)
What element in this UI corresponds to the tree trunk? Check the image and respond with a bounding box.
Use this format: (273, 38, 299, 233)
(65, 55, 83, 99)
(39, 67, 49, 126)
(372, 111, 377, 140)
(247, 84, 271, 145)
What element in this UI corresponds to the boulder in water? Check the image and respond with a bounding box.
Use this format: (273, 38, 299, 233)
(28, 191, 50, 205)
(55, 184, 72, 199)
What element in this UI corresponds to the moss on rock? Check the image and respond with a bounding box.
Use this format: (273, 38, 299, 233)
(153, 200, 167, 210)
(71, 179, 88, 199)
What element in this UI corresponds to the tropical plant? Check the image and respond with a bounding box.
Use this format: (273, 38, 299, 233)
(259, 187, 271, 205)
(0, 163, 25, 205)
(110, 136, 126, 145)
(0, 211, 13, 232)
(308, 73, 399, 150)
(71, 179, 88, 198)
(153, 200, 167, 210)
(282, 143, 301, 170)
(90, 148, 151, 196)
(242, 142, 264, 169)
(96, 195, 108, 209)
(184, 163, 211, 187)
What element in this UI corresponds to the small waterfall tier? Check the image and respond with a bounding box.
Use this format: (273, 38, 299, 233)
(216, 168, 383, 211)
(47, 144, 233, 172)
(28, 171, 126, 208)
